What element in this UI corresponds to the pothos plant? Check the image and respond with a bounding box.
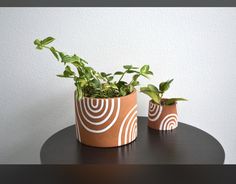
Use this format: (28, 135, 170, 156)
(34, 37, 153, 100)
(140, 79, 187, 105)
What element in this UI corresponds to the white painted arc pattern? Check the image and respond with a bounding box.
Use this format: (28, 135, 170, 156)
(164, 120, 176, 130)
(149, 102, 157, 113)
(148, 104, 163, 121)
(83, 98, 109, 119)
(76, 98, 121, 133)
(87, 98, 105, 113)
(159, 113, 178, 130)
(130, 120, 137, 142)
(118, 105, 137, 146)
(129, 116, 137, 142)
(124, 115, 137, 144)
(133, 124, 137, 140)
(91, 98, 100, 108)
(79, 98, 114, 125)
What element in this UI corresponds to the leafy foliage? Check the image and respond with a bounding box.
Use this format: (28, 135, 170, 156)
(34, 37, 153, 100)
(140, 79, 187, 105)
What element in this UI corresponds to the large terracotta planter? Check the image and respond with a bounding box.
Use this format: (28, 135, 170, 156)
(148, 100, 178, 131)
(74, 91, 138, 147)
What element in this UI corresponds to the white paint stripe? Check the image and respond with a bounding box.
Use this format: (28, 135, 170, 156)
(149, 102, 157, 113)
(148, 105, 162, 121)
(80, 98, 112, 125)
(88, 98, 104, 112)
(134, 124, 137, 140)
(118, 105, 137, 146)
(129, 117, 137, 142)
(163, 118, 177, 130)
(84, 98, 108, 119)
(150, 102, 154, 111)
(131, 121, 137, 141)
(91, 98, 99, 108)
(125, 115, 137, 143)
(166, 121, 177, 130)
(149, 104, 158, 115)
(77, 98, 120, 133)
(124, 113, 137, 144)
(159, 114, 178, 130)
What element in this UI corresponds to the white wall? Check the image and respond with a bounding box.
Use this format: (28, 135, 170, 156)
(0, 8, 235, 164)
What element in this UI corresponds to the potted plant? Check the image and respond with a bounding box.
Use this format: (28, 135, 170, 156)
(140, 79, 187, 131)
(34, 37, 153, 147)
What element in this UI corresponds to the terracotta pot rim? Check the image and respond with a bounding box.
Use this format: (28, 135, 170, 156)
(76, 89, 137, 100)
(150, 99, 177, 106)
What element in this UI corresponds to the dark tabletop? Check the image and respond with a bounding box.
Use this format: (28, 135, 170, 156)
(40, 116, 225, 164)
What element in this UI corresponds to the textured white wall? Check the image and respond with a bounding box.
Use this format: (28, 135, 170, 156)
(0, 8, 235, 164)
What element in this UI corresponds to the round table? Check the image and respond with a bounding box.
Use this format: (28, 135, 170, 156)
(40, 117, 225, 164)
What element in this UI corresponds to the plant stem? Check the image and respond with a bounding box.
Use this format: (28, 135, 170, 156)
(118, 70, 127, 83)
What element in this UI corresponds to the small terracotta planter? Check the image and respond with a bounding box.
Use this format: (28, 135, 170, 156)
(74, 91, 138, 147)
(148, 100, 178, 131)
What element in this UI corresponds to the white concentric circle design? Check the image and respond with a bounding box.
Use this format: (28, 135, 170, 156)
(124, 115, 137, 144)
(91, 98, 100, 108)
(159, 113, 178, 130)
(76, 98, 121, 133)
(118, 105, 137, 146)
(130, 121, 137, 142)
(148, 102, 163, 122)
(79, 98, 114, 125)
(87, 98, 105, 113)
(82, 98, 110, 120)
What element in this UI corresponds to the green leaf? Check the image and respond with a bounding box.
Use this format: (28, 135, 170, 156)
(61, 55, 71, 63)
(90, 79, 101, 88)
(107, 76, 114, 81)
(120, 86, 127, 96)
(147, 71, 153, 75)
(78, 78, 87, 87)
(127, 70, 138, 74)
(147, 84, 159, 93)
(70, 55, 80, 62)
(41, 37, 55, 45)
(36, 45, 43, 50)
(59, 52, 65, 59)
(110, 83, 118, 89)
(128, 85, 134, 93)
(123, 65, 133, 70)
(140, 65, 150, 74)
(164, 98, 187, 105)
(101, 72, 107, 77)
(50, 47, 59, 60)
(63, 66, 75, 77)
(76, 87, 83, 100)
(56, 74, 66, 78)
(140, 88, 160, 104)
(132, 74, 140, 81)
(116, 81, 128, 88)
(80, 58, 88, 64)
(131, 80, 139, 86)
(114, 71, 123, 75)
(34, 39, 41, 46)
(159, 79, 174, 93)
(71, 61, 81, 68)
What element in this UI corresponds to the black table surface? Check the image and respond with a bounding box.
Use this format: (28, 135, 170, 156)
(40, 116, 225, 164)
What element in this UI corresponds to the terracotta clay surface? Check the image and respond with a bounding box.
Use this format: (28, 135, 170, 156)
(148, 100, 178, 130)
(74, 91, 137, 147)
